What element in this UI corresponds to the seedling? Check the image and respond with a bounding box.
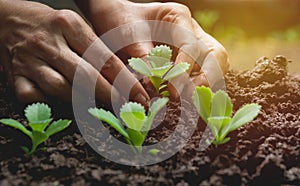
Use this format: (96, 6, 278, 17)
(192, 86, 261, 145)
(129, 45, 190, 97)
(0, 103, 72, 155)
(88, 98, 169, 155)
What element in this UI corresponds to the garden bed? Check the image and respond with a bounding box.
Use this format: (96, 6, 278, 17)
(0, 56, 299, 185)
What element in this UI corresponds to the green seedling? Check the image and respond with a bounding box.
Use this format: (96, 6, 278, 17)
(192, 86, 261, 146)
(129, 45, 190, 97)
(88, 98, 169, 155)
(0, 103, 72, 155)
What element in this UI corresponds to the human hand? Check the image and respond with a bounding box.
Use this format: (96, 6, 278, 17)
(0, 0, 149, 107)
(77, 0, 229, 98)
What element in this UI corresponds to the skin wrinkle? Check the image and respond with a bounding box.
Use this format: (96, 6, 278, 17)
(0, 0, 228, 106)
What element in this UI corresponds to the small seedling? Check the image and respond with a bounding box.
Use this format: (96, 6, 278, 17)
(192, 86, 261, 145)
(88, 98, 169, 155)
(0, 103, 72, 155)
(129, 45, 190, 96)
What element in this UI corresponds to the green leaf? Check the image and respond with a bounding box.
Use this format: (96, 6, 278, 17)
(228, 103, 261, 133)
(151, 64, 173, 77)
(148, 98, 169, 118)
(120, 102, 146, 131)
(163, 62, 190, 80)
(31, 131, 48, 149)
(88, 108, 129, 139)
(126, 128, 145, 147)
(149, 58, 171, 68)
(192, 86, 213, 123)
(128, 58, 152, 77)
(158, 84, 168, 91)
(212, 137, 230, 146)
(160, 91, 170, 97)
(45, 119, 72, 137)
(143, 98, 169, 133)
(207, 116, 231, 139)
(20, 146, 30, 154)
(25, 103, 52, 131)
(148, 45, 172, 68)
(211, 90, 232, 117)
(149, 76, 164, 92)
(0, 119, 32, 137)
(147, 149, 160, 156)
(29, 119, 53, 132)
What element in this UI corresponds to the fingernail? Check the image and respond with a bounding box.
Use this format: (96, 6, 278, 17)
(133, 93, 149, 108)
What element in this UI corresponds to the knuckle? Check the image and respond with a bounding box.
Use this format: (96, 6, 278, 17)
(214, 44, 230, 72)
(45, 74, 68, 95)
(52, 9, 80, 27)
(101, 56, 118, 71)
(15, 85, 37, 104)
(165, 3, 191, 17)
(36, 69, 67, 96)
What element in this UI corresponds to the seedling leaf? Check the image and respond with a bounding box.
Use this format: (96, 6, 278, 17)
(25, 103, 51, 123)
(211, 90, 232, 117)
(149, 76, 164, 92)
(160, 91, 170, 97)
(192, 86, 213, 123)
(207, 116, 231, 139)
(148, 45, 172, 68)
(1, 103, 71, 155)
(45, 119, 72, 137)
(193, 86, 261, 146)
(126, 128, 145, 147)
(147, 149, 160, 156)
(120, 102, 146, 131)
(128, 58, 152, 77)
(88, 108, 129, 139)
(212, 137, 230, 145)
(31, 131, 48, 149)
(89, 98, 169, 154)
(129, 45, 190, 96)
(29, 119, 53, 132)
(228, 103, 261, 133)
(0, 119, 32, 137)
(163, 62, 190, 80)
(20, 146, 30, 154)
(143, 98, 169, 133)
(151, 65, 173, 77)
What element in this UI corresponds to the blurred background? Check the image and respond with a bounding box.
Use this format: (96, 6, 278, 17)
(34, 0, 300, 73)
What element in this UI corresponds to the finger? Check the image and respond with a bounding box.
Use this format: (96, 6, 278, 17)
(0, 45, 14, 87)
(41, 48, 122, 106)
(52, 10, 150, 107)
(162, 4, 199, 73)
(124, 42, 154, 59)
(14, 75, 47, 103)
(29, 63, 73, 102)
(22, 33, 120, 106)
(10, 47, 73, 102)
(191, 18, 229, 87)
(157, 4, 203, 98)
(191, 73, 209, 87)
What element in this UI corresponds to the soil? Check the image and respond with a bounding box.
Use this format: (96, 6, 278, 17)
(0, 56, 299, 186)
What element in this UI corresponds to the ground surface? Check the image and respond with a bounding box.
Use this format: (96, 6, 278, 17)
(0, 56, 299, 185)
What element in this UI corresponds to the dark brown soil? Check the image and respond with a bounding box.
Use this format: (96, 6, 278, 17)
(0, 56, 299, 186)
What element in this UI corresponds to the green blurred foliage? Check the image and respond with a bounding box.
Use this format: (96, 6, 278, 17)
(194, 10, 245, 42)
(194, 10, 300, 43)
(268, 25, 300, 43)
